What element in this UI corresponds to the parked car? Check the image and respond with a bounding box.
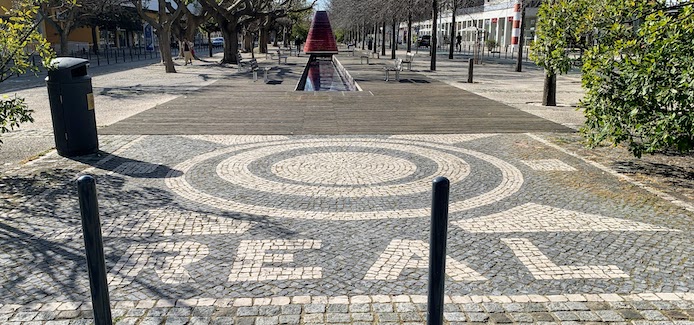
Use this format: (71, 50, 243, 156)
(417, 35, 431, 48)
(211, 37, 224, 47)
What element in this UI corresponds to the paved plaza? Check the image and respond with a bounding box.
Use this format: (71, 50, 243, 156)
(0, 51, 693, 324)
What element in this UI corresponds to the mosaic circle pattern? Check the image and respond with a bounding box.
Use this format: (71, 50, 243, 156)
(271, 152, 417, 186)
(166, 138, 524, 220)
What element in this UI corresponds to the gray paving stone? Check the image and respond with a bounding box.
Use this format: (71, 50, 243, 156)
(236, 306, 259, 316)
(618, 308, 646, 320)
(256, 316, 279, 325)
(326, 304, 348, 313)
(489, 313, 513, 323)
(45, 321, 71, 325)
(164, 316, 188, 325)
(595, 309, 626, 322)
(574, 310, 601, 321)
(466, 312, 489, 322)
(139, 317, 165, 325)
(372, 303, 394, 313)
(553, 311, 580, 321)
(259, 305, 281, 316)
(210, 316, 234, 325)
(508, 312, 534, 322)
(376, 312, 398, 322)
(325, 313, 350, 323)
(399, 311, 423, 322)
(532, 312, 556, 322)
(349, 304, 370, 313)
(350, 312, 373, 321)
(188, 317, 211, 325)
(302, 313, 324, 323)
(443, 312, 466, 321)
(280, 304, 302, 315)
(279, 314, 300, 324)
(304, 304, 326, 314)
(642, 310, 671, 321)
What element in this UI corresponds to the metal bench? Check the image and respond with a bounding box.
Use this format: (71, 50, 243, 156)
(360, 52, 370, 64)
(402, 52, 414, 70)
(271, 50, 288, 64)
(383, 58, 403, 82)
(248, 59, 272, 83)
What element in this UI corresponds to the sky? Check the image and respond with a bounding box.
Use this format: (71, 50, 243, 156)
(315, 0, 328, 11)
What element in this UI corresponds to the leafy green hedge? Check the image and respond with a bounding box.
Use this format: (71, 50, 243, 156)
(581, 5, 694, 157)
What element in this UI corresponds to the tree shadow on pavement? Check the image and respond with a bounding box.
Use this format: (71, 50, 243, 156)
(0, 157, 297, 304)
(70, 152, 183, 179)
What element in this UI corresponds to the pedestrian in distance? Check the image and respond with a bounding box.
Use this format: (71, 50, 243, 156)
(183, 39, 194, 66)
(456, 33, 462, 52)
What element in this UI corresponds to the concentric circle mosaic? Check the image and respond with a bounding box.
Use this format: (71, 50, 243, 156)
(165, 138, 524, 220)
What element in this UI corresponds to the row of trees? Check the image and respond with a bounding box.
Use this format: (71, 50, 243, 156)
(129, 0, 315, 72)
(38, 0, 315, 73)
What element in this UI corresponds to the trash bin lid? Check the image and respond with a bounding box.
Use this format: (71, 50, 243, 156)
(46, 57, 90, 82)
(50, 57, 89, 70)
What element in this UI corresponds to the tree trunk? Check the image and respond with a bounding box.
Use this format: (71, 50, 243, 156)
(243, 30, 252, 53)
(220, 20, 240, 64)
(260, 28, 268, 53)
(542, 72, 557, 106)
(431, 0, 438, 70)
(361, 24, 365, 50)
(449, 4, 456, 60)
(91, 26, 99, 55)
(391, 19, 396, 59)
(60, 31, 70, 55)
(407, 14, 412, 53)
(381, 21, 386, 56)
(515, 5, 526, 72)
(373, 23, 377, 54)
(157, 29, 176, 73)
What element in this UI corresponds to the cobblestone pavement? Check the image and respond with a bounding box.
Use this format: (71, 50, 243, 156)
(1, 133, 693, 324)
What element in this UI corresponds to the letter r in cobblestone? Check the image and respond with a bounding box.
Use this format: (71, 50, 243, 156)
(502, 238, 629, 280)
(363, 240, 487, 281)
(228, 239, 322, 282)
(108, 242, 209, 286)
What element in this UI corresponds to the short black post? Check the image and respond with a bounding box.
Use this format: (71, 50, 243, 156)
(427, 176, 449, 325)
(467, 58, 474, 83)
(77, 175, 113, 325)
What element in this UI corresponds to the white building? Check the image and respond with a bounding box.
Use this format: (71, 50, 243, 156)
(408, 0, 538, 51)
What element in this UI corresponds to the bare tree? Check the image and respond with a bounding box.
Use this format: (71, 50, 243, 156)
(132, 0, 185, 72)
(41, 0, 129, 55)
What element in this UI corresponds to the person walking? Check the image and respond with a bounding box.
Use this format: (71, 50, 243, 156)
(183, 39, 193, 65)
(456, 33, 462, 52)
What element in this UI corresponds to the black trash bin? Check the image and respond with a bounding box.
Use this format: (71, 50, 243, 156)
(46, 58, 98, 157)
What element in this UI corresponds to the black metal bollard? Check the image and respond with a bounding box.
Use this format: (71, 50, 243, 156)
(77, 175, 113, 325)
(427, 176, 450, 325)
(467, 58, 474, 84)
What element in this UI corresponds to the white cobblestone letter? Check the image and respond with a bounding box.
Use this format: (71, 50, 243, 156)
(502, 238, 629, 280)
(228, 239, 322, 282)
(363, 239, 487, 281)
(108, 241, 209, 286)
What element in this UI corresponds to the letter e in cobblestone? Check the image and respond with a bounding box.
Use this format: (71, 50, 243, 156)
(228, 239, 322, 281)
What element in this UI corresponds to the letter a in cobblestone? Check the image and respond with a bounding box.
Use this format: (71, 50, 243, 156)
(228, 239, 322, 281)
(363, 240, 487, 281)
(108, 242, 209, 286)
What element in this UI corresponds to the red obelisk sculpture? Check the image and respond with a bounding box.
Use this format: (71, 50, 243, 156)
(304, 11, 338, 55)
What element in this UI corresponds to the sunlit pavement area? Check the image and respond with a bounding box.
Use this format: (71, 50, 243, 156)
(0, 51, 693, 324)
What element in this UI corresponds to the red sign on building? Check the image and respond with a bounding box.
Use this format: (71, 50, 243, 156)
(492, 18, 498, 23)
(508, 16, 514, 22)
